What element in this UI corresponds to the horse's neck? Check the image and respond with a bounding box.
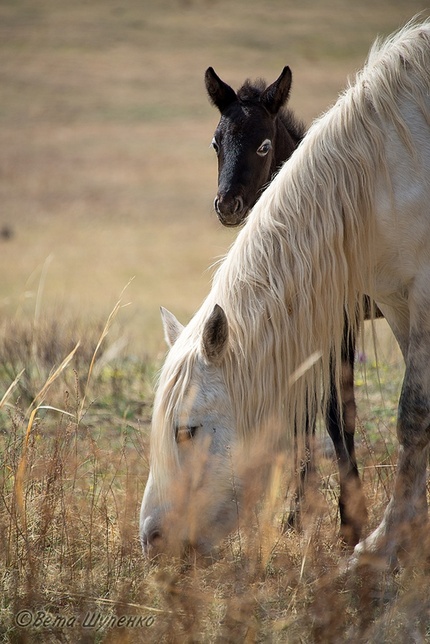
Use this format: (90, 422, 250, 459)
(272, 116, 299, 174)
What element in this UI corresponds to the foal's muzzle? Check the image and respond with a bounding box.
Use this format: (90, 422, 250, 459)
(214, 195, 248, 227)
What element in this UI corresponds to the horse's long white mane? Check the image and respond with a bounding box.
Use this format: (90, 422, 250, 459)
(151, 19, 430, 487)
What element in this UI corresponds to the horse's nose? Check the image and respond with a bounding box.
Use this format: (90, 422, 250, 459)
(141, 516, 163, 556)
(214, 194, 246, 226)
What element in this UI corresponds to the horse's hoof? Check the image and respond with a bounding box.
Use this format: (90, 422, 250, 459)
(338, 524, 361, 551)
(347, 539, 399, 574)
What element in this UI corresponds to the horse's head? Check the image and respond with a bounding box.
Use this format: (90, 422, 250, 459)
(140, 304, 241, 560)
(205, 66, 295, 226)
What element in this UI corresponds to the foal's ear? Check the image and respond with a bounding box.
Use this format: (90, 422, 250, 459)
(202, 304, 229, 364)
(205, 67, 237, 113)
(261, 66, 292, 116)
(160, 307, 184, 348)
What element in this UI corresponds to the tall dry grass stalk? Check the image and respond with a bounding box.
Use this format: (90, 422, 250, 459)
(0, 311, 429, 642)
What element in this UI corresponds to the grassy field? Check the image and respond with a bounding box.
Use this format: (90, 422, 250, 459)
(1, 0, 430, 641)
(1, 0, 427, 350)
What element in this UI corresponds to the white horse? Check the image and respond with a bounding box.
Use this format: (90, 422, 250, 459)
(141, 20, 430, 566)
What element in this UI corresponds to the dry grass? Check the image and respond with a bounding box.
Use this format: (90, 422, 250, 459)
(1, 1, 430, 641)
(1, 0, 428, 349)
(1, 313, 429, 642)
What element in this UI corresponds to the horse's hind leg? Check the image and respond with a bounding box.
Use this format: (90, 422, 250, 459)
(353, 323, 430, 567)
(326, 329, 367, 548)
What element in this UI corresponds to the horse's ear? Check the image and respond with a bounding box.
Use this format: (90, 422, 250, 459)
(205, 67, 237, 113)
(202, 304, 229, 364)
(261, 66, 292, 116)
(160, 307, 184, 348)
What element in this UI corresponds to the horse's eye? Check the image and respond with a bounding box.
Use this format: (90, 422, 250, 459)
(257, 139, 272, 157)
(175, 424, 201, 443)
(211, 137, 220, 155)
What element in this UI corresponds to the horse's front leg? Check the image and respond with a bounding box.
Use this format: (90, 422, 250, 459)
(352, 329, 430, 568)
(282, 407, 316, 532)
(326, 330, 367, 548)
(284, 329, 368, 543)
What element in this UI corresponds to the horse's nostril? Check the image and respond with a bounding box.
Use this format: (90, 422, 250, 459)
(142, 529, 163, 556)
(141, 515, 163, 554)
(148, 529, 162, 546)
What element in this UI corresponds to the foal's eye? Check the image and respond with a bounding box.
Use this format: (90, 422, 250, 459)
(175, 424, 201, 443)
(211, 137, 220, 155)
(257, 139, 272, 157)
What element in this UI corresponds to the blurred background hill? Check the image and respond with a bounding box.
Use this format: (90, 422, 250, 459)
(1, 0, 427, 355)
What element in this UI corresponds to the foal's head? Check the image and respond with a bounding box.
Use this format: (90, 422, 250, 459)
(205, 66, 304, 226)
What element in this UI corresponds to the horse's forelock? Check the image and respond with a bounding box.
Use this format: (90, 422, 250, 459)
(150, 330, 202, 499)
(236, 78, 305, 143)
(236, 78, 268, 103)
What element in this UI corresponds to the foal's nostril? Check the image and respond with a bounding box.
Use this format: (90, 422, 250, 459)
(233, 196, 244, 214)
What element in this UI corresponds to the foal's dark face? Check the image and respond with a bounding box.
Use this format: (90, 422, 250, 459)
(205, 66, 295, 227)
(211, 103, 276, 226)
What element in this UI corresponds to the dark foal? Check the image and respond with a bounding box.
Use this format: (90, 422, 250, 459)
(205, 66, 304, 226)
(205, 66, 373, 547)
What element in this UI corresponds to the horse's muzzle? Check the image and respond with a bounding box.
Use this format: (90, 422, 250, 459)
(140, 515, 164, 557)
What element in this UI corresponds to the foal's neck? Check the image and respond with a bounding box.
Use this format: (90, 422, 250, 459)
(272, 115, 301, 176)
